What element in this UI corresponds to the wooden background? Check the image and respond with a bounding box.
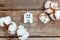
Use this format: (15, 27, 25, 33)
(0, 0, 60, 40)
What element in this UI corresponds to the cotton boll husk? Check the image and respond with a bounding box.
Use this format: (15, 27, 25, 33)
(45, 8, 53, 14)
(39, 13, 50, 23)
(44, 1, 51, 9)
(0, 17, 5, 27)
(8, 22, 17, 35)
(51, 2, 58, 9)
(50, 10, 60, 20)
(4, 16, 12, 25)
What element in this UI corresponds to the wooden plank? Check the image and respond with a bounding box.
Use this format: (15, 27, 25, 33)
(0, 0, 59, 10)
(0, 0, 46, 10)
(0, 11, 42, 22)
(0, 11, 60, 37)
(1, 38, 60, 40)
(28, 38, 60, 40)
(0, 38, 6, 40)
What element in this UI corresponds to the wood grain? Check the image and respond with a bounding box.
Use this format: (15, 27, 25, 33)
(0, 11, 60, 37)
(1, 38, 60, 40)
(0, 0, 59, 10)
(0, 0, 60, 40)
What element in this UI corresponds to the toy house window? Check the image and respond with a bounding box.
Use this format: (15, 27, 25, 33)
(26, 14, 30, 18)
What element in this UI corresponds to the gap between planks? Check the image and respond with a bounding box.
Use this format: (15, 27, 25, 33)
(0, 36, 60, 38)
(0, 9, 43, 11)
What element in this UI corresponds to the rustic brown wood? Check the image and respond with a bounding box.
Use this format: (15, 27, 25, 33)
(0, 11, 60, 37)
(0, 0, 60, 40)
(1, 38, 60, 40)
(0, 0, 59, 10)
(0, 0, 46, 10)
(28, 38, 60, 40)
(8, 38, 60, 40)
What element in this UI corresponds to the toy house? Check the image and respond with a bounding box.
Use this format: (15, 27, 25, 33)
(24, 12, 33, 23)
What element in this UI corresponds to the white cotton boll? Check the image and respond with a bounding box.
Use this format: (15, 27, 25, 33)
(55, 10, 60, 20)
(44, 1, 51, 9)
(17, 25, 25, 36)
(18, 32, 29, 40)
(39, 13, 50, 23)
(50, 10, 60, 20)
(17, 25, 29, 40)
(51, 2, 58, 9)
(8, 31, 16, 35)
(22, 29, 29, 40)
(4, 16, 12, 25)
(8, 22, 17, 35)
(17, 28, 24, 36)
(17, 25, 24, 29)
(45, 8, 53, 14)
(0, 16, 11, 27)
(0, 17, 5, 27)
(17, 29, 29, 40)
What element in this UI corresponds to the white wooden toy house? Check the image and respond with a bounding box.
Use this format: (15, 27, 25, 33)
(24, 12, 33, 23)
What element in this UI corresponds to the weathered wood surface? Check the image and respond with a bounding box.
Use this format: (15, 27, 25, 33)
(1, 38, 60, 40)
(0, 11, 60, 37)
(0, 0, 59, 10)
(0, 0, 60, 40)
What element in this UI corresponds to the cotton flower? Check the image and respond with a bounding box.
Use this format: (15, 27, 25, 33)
(0, 16, 11, 27)
(8, 21, 17, 35)
(17, 25, 29, 40)
(44, 1, 59, 14)
(39, 13, 50, 23)
(50, 10, 60, 20)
